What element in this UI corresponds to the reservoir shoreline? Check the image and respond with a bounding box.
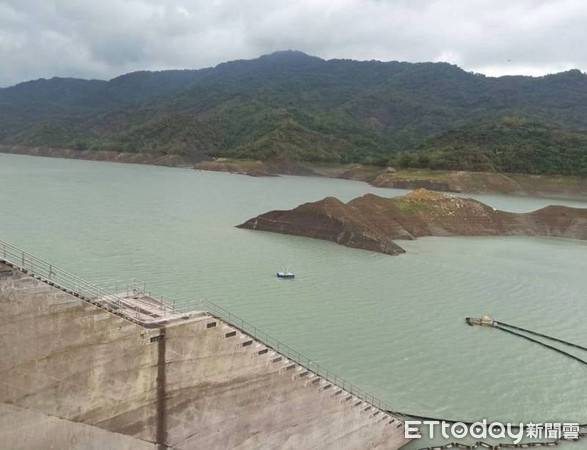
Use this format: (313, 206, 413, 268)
(2, 144, 587, 201)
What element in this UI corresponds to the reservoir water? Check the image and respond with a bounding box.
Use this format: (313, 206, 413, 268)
(1, 153, 586, 448)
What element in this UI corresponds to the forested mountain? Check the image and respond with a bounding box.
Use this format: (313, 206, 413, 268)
(2, 50, 587, 173)
(395, 117, 587, 176)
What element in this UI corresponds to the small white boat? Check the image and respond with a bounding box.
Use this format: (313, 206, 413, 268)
(276, 271, 295, 279)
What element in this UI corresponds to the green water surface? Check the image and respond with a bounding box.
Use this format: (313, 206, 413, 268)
(1, 153, 586, 448)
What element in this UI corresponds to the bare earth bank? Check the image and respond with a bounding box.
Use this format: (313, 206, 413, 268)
(237, 189, 587, 255)
(195, 158, 587, 199)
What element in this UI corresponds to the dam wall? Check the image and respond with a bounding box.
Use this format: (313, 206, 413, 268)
(0, 259, 408, 449)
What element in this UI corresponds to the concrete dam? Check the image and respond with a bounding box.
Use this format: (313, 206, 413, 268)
(0, 240, 409, 449)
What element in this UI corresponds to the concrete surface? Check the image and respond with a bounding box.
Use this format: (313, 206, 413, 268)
(0, 403, 157, 450)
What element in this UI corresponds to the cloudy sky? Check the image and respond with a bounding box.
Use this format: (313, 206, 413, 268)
(1, 0, 586, 87)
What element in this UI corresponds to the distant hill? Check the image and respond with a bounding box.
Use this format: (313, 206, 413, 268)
(2, 50, 587, 173)
(396, 117, 587, 176)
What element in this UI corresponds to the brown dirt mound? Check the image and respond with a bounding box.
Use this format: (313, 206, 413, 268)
(238, 189, 587, 255)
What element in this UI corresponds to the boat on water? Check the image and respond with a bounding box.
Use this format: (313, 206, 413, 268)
(276, 271, 295, 279)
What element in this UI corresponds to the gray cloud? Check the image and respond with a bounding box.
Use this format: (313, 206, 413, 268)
(1, 0, 586, 86)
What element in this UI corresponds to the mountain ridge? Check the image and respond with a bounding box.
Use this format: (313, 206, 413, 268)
(2, 50, 587, 172)
(5, 51, 586, 89)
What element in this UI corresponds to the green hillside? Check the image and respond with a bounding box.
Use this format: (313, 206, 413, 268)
(2, 51, 587, 173)
(395, 117, 587, 176)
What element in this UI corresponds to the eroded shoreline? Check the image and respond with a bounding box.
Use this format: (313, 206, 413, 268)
(2, 145, 587, 200)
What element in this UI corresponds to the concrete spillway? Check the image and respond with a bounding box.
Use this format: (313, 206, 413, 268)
(0, 257, 409, 449)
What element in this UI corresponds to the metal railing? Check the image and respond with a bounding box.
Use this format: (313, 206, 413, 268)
(0, 239, 131, 309)
(190, 297, 400, 416)
(0, 238, 400, 419)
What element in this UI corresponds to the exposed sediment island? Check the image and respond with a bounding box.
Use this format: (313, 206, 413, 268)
(237, 189, 587, 255)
